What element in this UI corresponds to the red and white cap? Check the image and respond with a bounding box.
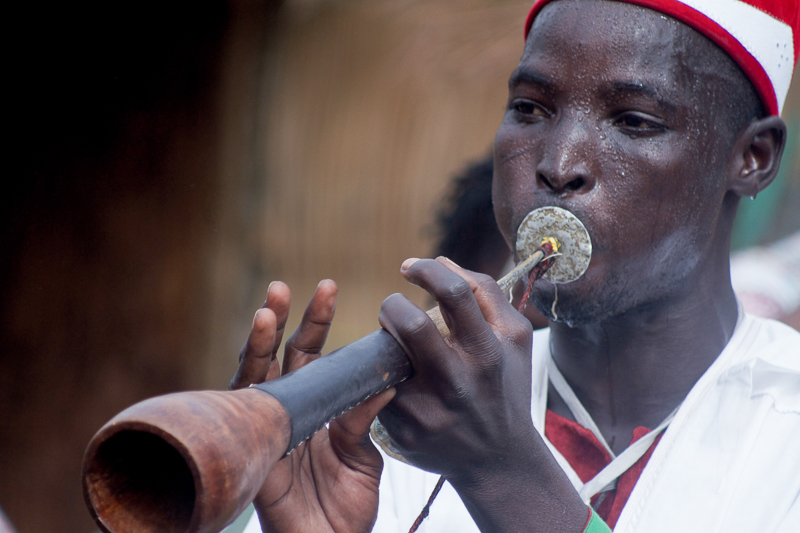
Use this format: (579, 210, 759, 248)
(524, 0, 799, 116)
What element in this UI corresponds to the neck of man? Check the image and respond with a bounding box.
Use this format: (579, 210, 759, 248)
(546, 248, 739, 455)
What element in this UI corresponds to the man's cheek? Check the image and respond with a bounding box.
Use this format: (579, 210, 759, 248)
(490, 189, 518, 246)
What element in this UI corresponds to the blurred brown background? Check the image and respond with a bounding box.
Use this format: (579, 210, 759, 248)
(3, 1, 798, 531)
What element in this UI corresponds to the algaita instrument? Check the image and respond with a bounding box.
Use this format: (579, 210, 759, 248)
(81, 206, 591, 533)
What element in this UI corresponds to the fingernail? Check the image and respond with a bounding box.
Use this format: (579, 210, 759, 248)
(263, 282, 276, 307)
(318, 279, 338, 306)
(401, 258, 420, 271)
(443, 257, 461, 268)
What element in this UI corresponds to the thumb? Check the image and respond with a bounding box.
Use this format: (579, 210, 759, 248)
(329, 388, 396, 468)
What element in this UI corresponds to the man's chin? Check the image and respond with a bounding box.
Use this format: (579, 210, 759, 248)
(530, 295, 607, 328)
(529, 274, 637, 327)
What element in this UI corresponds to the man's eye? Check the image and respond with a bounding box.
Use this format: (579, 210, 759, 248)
(512, 99, 548, 117)
(615, 113, 665, 132)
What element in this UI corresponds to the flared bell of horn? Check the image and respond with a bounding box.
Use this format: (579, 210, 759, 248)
(82, 388, 290, 533)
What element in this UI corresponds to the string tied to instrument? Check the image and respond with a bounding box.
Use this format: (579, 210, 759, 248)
(517, 237, 560, 313)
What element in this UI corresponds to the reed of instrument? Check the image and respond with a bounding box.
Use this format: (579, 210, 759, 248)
(81, 207, 591, 533)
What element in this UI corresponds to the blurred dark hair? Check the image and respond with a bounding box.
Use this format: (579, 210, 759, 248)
(434, 154, 510, 279)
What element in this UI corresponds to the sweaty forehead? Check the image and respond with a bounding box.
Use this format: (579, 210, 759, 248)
(520, 0, 717, 105)
(529, 0, 681, 55)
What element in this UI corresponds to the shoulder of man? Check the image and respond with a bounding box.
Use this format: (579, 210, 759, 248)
(727, 314, 800, 414)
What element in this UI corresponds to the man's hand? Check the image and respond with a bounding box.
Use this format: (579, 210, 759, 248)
(230, 280, 395, 533)
(377, 258, 588, 532)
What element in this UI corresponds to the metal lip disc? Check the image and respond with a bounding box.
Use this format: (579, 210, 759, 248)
(515, 206, 592, 284)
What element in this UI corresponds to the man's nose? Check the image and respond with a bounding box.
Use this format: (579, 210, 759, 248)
(535, 115, 597, 196)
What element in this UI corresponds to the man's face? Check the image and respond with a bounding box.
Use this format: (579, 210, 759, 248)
(493, 0, 737, 325)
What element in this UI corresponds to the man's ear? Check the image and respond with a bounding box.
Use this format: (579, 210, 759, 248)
(728, 116, 786, 198)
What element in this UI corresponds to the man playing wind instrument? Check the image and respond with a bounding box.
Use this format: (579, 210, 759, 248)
(233, 1, 800, 531)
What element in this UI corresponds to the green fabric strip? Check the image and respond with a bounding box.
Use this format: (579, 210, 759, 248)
(584, 508, 613, 533)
